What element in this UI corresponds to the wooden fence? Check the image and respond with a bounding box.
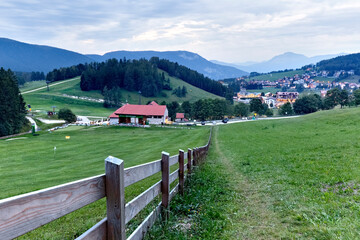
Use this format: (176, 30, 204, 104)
(0, 128, 212, 240)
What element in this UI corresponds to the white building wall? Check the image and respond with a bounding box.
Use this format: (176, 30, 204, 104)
(109, 117, 118, 125)
(148, 108, 168, 125)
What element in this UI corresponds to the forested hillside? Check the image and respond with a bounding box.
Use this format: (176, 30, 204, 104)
(317, 53, 360, 74)
(46, 58, 230, 98)
(0, 68, 27, 136)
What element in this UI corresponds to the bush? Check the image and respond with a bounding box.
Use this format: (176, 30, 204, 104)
(58, 108, 77, 123)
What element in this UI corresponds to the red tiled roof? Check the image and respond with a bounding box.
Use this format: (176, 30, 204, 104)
(109, 113, 118, 118)
(114, 104, 167, 116)
(176, 113, 185, 119)
(148, 101, 159, 106)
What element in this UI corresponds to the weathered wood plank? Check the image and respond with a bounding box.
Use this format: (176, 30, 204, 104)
(0, 174, 106, 240)
(169, 184, 179, 202)
(187, 148, 192, 174)
(105, 156, 125, 240)
(179, 150, 185, 195)
(169, 155, 178, 167)
(193, 147, 197, 166)
(184, 163, 188, 172)
(127, 202, 161, 240)
(184, 153, 188, 160)
(169, 169, 179, 185)
(125, 180, 161, 224)
(76, 217, 107, 240)
(161, 152, 170, 219)
(124, 159, 161, 187)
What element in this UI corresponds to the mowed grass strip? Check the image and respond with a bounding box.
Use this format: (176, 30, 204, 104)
(148, 108, 360, 239)
(0, 125, 210, 239)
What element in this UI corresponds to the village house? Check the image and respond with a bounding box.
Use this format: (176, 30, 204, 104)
(276, 92, 299, 104)
(109, 101, 168, 125)
(175, 113, 185, 122)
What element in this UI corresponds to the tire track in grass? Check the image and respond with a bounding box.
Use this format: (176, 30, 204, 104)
(213, 126, 290, 239)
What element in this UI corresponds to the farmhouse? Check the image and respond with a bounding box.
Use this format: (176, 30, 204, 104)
(109, 102, 168, 125)
(175, 113, 185, 122)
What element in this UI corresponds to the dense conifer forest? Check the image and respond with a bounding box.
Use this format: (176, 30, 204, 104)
(0, 68, 27, 136)
(317, 53, 360, 74)
(45, 58, 230, 98)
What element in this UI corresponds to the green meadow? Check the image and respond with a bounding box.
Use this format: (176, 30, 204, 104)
(149, 107, 360, 239)
(1, 125, 210, 239)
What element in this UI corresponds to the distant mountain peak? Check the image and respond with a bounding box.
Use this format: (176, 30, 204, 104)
(0, 38, 247, 79)
(216, 52, 345, 73)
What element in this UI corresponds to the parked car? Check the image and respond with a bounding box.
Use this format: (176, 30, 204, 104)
(201, 121, 205, 125)
(222, 118, 228, 123)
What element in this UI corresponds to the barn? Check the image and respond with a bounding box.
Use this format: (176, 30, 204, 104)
(109, 102, 168, 125)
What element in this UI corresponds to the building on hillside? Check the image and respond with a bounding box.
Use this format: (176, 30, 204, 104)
(276, 92, 299, 103)
(175, 113, 185, 122)
(109, 102, 168, 125)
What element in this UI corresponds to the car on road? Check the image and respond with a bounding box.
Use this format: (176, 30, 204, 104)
(201, 121, 205, 125)
(222, 118, 228, 123)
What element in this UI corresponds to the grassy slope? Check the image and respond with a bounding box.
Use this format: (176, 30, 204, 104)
(149, 107, 360, 239)
(115, 70, 221, 104)
(21, 72, 221, 117)
(250, 70, 305, 81)
(1, 125, 210, 239)
(22, 77, 113, 117)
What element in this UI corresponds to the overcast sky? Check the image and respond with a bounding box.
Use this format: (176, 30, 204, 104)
(1, 0, 359, 63)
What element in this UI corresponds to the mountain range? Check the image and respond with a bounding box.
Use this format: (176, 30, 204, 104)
(212, 52, 345, 73)
(0, 38, 247, 80)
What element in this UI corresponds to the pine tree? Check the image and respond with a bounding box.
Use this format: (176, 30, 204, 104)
(0, 68, 26, 136)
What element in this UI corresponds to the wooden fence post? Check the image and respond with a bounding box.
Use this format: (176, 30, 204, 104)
(179, 149, 185, 195)
(193, 147, 197, 166)
(161, 151, 170, 220)
(187, 148, 192, 175)
(105, 156, 126, 240)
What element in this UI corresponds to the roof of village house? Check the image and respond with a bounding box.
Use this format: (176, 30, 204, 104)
(148, 101, 159, 106)
(176, 113, 185, 119)
(113, 103, 167, 116)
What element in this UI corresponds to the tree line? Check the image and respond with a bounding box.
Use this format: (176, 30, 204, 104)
(0, 68, 27, 137)
(317, 53, 360, 75)
(162, 98, 271, 122)
(150, 57, 230, 97)
(15, 71, 45, 86)
(278, 88, 358, 116)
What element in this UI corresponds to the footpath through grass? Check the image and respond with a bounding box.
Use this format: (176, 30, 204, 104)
(148, 108, 360, 239)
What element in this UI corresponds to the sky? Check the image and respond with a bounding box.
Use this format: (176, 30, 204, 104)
(1, 0, 360, 63)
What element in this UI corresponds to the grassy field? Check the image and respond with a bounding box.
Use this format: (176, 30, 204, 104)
(1, 125, 210, 239)
(149, 107, 360, 239)
(250, 70, 306, 81)
(20, 73, 221, 117)
(20, 80, 47, 92)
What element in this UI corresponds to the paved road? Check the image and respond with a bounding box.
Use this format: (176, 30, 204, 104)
(181, 115, 300, 126)
(21, 78, 79, 95)
(25, 116, 38, 131)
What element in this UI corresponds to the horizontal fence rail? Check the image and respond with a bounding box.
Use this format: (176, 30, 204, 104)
(0, 128, 212, 240)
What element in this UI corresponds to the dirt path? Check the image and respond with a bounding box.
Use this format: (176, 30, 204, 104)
(212, 127, 289, 239)
(21, 78, 79, 95)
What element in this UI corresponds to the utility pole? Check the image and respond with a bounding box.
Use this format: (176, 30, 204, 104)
(138, 90, 141, 105)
